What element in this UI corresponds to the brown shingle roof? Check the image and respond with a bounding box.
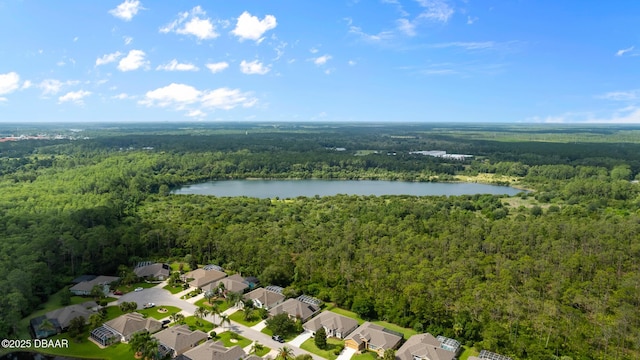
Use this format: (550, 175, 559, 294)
(46, 301, 97, 329)
(182, 340, 245, 360)
(243, 288, 285, 309)
(345, 322, 402, 352)
(104, 312, 162, 338)
(396, 333, 455, 360)
(134, 263, 170, 279)
(303, 311, 358, 337)
(153, 325, 208, 356)
(186, 269, 227, 288)
(268, 298, 320, 322)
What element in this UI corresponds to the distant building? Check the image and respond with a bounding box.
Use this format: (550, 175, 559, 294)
(90, 312, 162, 346)
(134, 262, 171, 280)
(30, 301, 98, 339)
(69, 275, 119, 296)
(243, 287, 285, 310)
(396, 333, 460, 360)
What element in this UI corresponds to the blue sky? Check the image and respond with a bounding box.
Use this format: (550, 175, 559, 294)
(0, 0, 638, 123)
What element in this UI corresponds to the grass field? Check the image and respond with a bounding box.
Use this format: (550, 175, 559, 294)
(163, 283, 186, 294)
(178, 316, 215, 333)
(35, 333, 133, 359)
(195, 297, 232, 312)
(351, 351, 378, 360)
(459, 346, 480, 360)
(300, 337, 344, 360)
(326, 305, 416, 339)
(16, 289, 98, 339)
(216, 331, 252, 348)
(137, 305, 181, 320)
(229, 309, 262, 327)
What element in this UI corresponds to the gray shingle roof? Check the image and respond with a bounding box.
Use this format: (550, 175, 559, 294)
(153, 325, 208, 356)
(182, 340, 246, 360)
(396, 333, 456, 360)
(303, 311, 358, 337)
(345, 322, 402, 351)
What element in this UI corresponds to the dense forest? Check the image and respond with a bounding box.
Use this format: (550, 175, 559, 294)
(1, 123, 640, 359)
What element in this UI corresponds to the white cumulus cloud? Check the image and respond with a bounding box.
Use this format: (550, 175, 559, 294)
(206, 62, 229, 74)
(313, 55, 332, 66)
(156, 59, 199, 71)
(0, 72, 20, 95)
(240, 60, 270, 75)
(140, 83, 257, 116)
(58, 90, 91, 104)
(112, 93, 131, 100)
(38, 79, 78, 95)
(109, 0, 143, 21)
(96, 51, 122, 66)
(118, 50, 148, 71)
(160, 6, 218, 40)
(231, 11, 277, 42)
(397, 18, 416, 36)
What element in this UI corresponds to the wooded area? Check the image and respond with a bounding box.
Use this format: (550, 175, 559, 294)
(1, 123, 639, 359)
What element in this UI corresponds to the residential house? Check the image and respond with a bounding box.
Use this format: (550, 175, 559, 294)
(69, 275, 120, 296)
(134, 262, 171, 280)
(178, 340, 246, 360)
(184, 268, 227, 289)
(344, 322, 402, 357)
(203, 273, 249, 297)
(303, 311, 359, 339)
(153, 325, 208, 357)
(90, 312, 162, 346)
(268, 298, 320, 322)
(396, 333, 460, 360)
(243, 287, 285, 310)
(30, 301, 98, 339)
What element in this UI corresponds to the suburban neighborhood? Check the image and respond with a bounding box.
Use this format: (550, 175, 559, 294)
(22, 261, 512, 360)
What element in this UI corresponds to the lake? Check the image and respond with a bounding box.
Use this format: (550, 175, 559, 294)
(171, 179, 524, 198)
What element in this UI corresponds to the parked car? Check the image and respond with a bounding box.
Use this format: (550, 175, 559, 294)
(272, 335, 285, 343)
(143, 302, 155, 309)
(134, 287, 143, 292)
(113, 290, 123, 295)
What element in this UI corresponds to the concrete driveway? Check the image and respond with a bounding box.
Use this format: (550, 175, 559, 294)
(289, 330, 313, 347)
(115, 287, 198, 315)
(336, 346, 357, 360)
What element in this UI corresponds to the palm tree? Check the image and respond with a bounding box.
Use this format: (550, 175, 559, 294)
(243, 306, 254, 321)
(219, 314, 231, 330)
(204, 290, 215, 305)
(227, 291, 243, 308)
(251, 341, 264, 355)
(194, 306, 210, 326)
(129, 331, 152, 357)
(170, 312, 185, 325)
(277, 346, 294, 360)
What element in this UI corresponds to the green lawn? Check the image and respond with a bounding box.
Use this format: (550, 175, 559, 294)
(137, 305, 181, 320)
(35, 332, 134, 360)
(229, 309, 262, 327)
(352, 351, 379, 360)
(177, 316, 215, 333)
(252, 344, 272, 357)
(170, 261, 191, 272)
(163, 283, 187, 294)
(102, 306, 126, 321)
(216, 331, 253, 348)
(459, 346, 479, 360)
(300, 337, 345, 360)
(370, 321, 416, 339)
(195, 297, 231, 312)
(16, 289, 99, 339)
(326, 306, 365, 325)
(326, 305, 416, 339)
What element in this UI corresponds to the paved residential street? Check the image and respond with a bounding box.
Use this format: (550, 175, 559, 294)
(109, 282, 323, 360)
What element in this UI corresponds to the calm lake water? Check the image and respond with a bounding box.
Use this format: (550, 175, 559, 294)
(172, 179, 523, 198)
